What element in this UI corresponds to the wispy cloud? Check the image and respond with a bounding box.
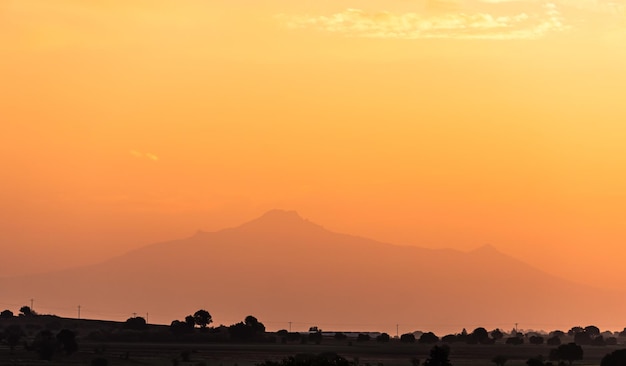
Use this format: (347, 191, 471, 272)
(130, 150, 159, 162)
(277, 3, 569, 40)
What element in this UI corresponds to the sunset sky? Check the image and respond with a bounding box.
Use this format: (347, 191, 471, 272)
(1, 0, 626, 297)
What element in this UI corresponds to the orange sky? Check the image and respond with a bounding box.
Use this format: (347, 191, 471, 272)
(1, 0, 626, 292)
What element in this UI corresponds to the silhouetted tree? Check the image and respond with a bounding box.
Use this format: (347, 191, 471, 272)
(229, 316, 266, 341)
(573, 331, 592, 345)
(185, 315, 195, 328)
(309, 331, 323, 344)
(0, 309, 14, 318)
(170, 320, 193, 335)
(257, 352, 352, 366)
(442, 334, 459, 343)
(550, 343, 583, 366)
(472, 328, 489, 343)
(32, 330, 56, 360)
(5, 324, 23, 354)
(547, 336, 561, 346)
(591, 336, 606, 346)
(606, 337, 618, 346)
(584, 326, 600, 337)
(568, 327, 583, 336)
(401, 333, 416, 343)
(377, 333, 390, 342)
(245, 315, 266, 333)
(193, 309, 212, 328)
(357, 334, 370, 342)
(124, 316, 147, 330)
(601, 349, 626, 366)
(423, 345, 452, 366)
(526, 357, 545, 366)
(492, 355, 508, 366)
(550, 330, 565, 338)
(419, 332, 440, 344)
(491, 329, 504, 340)
(530, 336, 545, 345)
(57, 329, 78, 355)
(19, 306, 35, 317)
(506, 337, 523, 345)
(334, 332, 348, 340)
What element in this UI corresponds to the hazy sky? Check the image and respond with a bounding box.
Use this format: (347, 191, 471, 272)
(1, 1, 626, 291)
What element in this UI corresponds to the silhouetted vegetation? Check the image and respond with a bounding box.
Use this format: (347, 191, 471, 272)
(377, 333, 390, 342)
(400, 333, 416, 343)
(423, 345, 452, 366)
(601, 349, 626, 366)
(549, 343, 583, 365)
(256, 352, 352, 366)
(124, 316, 148, 330)
(547, 336, 561, 346)
(193, 309, 212, 328)
(57, 328, 78, 355)
(229, 315, 267, 341)
(19, 306, 36, 317)
(0, 309, 14, 318)
(419, 332, 439, 344)
(492, 355, 508, 366)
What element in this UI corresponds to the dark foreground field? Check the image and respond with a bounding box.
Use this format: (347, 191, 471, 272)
(0, 341, 622, 366)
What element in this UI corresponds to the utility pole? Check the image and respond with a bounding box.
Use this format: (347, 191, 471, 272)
(289, 321, 292, 332)
(515, 323, 518, 334)
(396, 324, 399, 338)
(146, 313, 149, 324)
(132, 312, 137, 318)
(30, 298, 34, 311)
(77, 305, 81, 320)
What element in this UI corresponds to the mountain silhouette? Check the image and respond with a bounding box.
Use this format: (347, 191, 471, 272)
(1, 210, 621, 334)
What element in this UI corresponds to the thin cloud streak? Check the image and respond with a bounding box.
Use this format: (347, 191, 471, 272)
(277, 4, 568, 40)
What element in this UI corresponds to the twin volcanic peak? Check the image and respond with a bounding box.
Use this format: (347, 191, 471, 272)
(0, 209, 621, 334)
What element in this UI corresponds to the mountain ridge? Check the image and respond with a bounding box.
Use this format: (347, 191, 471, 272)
(1, 210, 622, 334)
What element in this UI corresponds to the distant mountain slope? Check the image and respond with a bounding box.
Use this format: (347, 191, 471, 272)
(1, 210, 621, 334)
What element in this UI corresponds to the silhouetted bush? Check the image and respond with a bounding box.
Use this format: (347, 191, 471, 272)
(530, 336, 545, 345)
(574, 332, 592, 345)
(506, 337, 523, 345)
(591, 336, 606, 346)
(492, 355, 507, 366)
(376, 333, 390, 342)
(419, 332, 439, 344)
(442, 334, 459, 343)
(256, 352, 352, 366)
(601, 349, 626, 366)
(91, 357, 109, 366)
(491, 329, 504, 340)
(357, 334, 370, 342)
(309, 331, 323, 344)
(19, 306, 36, 317)
(57, 329, 78, 355)
(32, 330, 56, 360)
(124, 317, 147, 331)
(584, 326, 600, 337)
(334, 332, 348, 340)
(400, 333, 416, 343)
(0, 309, 14, 318)
(526, 357, 545, 366)
(547, 336, 561, 346)
(549, 343, 583, 365)
(423, 345, 452, 366)
(606, 337, 618, 346)
(5, 324, 23, 354)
